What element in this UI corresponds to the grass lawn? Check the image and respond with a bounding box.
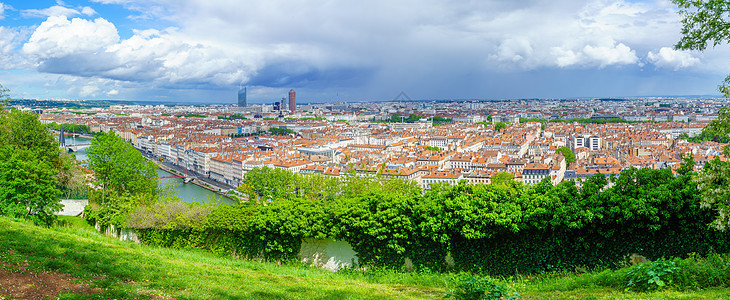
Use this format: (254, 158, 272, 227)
(0, 216, 729, 299)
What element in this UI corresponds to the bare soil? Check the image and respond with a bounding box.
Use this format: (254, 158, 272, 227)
(0, 260, 101, 300)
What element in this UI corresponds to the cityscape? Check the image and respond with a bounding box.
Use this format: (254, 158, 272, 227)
(4, 0, 730, 299)
(27, 93, 729, 193)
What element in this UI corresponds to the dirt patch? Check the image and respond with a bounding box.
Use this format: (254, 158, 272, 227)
(0, 261, 101, 300)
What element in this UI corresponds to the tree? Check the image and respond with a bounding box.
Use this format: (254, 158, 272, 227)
(432, 116, 452, 124)
(0, 83, 9, 107)
(494, 122, 507, 132)
(242, 167, 298, 200)
(55, 151, 89, 199)
(0, 146, 60, 225)
(674, 1, 730, 228)
(556, 146, 576, 166)
(268, 127, 296, 135)
(0, 109, 63, 225)
(491, 172, 514, 186)
(406, 114, 422, 123)
(674, 0, 730, 96)
(389, 114, 401, 123)
(697, 157, 730, 230)
(86, 131, 157, 202)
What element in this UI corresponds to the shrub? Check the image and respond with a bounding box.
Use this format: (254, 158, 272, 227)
(444, 276, 520, 300)
(672, 253, 730, 290)
(125, 201, 212, 230)
(626, 259, 679, 292)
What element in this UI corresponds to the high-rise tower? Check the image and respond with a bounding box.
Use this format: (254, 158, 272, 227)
(238, 86, 247, 107)
(288, 89, 296, 112)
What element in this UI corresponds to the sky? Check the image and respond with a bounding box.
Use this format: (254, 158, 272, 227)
(0, 0, 729, 104)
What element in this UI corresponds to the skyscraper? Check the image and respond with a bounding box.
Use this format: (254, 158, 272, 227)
(237, 86, 247, 107)
(288, 89, 296, 112)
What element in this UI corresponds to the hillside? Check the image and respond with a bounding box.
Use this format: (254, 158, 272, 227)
(2, 216, 730, 299)
(0, 217, 446, 299)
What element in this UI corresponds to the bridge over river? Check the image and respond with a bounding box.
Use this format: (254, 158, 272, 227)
(57, 128, 91, 152)
(56, 134, 228, 204)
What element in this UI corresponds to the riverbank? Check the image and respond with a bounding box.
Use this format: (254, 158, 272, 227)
(151, 159, 237, 203)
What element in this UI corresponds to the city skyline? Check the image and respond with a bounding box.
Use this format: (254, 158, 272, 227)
(1, 1, 730, 103)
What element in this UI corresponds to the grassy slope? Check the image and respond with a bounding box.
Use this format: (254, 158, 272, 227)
(0, 216, 729, 299)
(0, 217, 446, 299)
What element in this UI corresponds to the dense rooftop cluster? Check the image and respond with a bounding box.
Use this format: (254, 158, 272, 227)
(34, 97, 729, 190)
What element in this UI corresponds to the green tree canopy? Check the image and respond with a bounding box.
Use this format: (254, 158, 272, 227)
(494, 122, 507, 131)
(674, 0, 730, 228)
(491, 172, 514, 186)
(674, 0, 730, 96)
(0, 109, 63, 225)
(268, 127, 296, 135)
(86, 131, 157, 202)
(556, 146, 576, 166)
(696, 106, 730, 143)
(0, 83, 9, 107)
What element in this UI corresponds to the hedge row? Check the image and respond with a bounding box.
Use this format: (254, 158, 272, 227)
(88, 166, 730, 275)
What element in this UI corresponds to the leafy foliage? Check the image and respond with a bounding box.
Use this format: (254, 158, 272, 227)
(693, 106, 730, 228)
(268, 127, 296, 135)
(494, 122, 507, 131)
(388, 114, 426, 123)
(690, 106, 730, 143)
(0, 145, 60, 225)
(626, 259, 680, 292)
(673, 0, 730, 52)
(86, 131, 158, 199)
(432, 116, 452, 124)
(445, 276, 521, 300)
(46, 122, 96, 135)
(673, 0, 730, 95)
(490, 172, 514, 186)
(119, 163, 730, 275)
(0, 109, 63, 225)
(84, 131, 159, 228)
(556, 146, 575, 165)
(0, 83, 10, 107)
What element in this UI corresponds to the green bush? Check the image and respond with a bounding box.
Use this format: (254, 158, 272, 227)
(107, 166, 730, 275)
(444, 276, 520, 300)
(672, 253, 730, 290)
(626, 259, 679, 292)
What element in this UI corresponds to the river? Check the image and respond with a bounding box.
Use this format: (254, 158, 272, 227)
(64, 135, 230, 204)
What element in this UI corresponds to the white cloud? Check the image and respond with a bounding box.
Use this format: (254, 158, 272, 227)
(106, 89, 119, 95)
(22, 16, 119, 59)
(21, 16, 261, 88)
(22, 6, 81, 18)
(647, 47, 700, 70)
(583, 42, 638, 67)
(79, 84, 100, 97)
(0, 3, 6, 20)
(91, 0, 134, 4)
(0, 26, 31, 70)
(476, 0, 672, 69)
(492, 38, 533, 63)
(9, 0, 725, 100)
(22, 4, 97, 18)
(551, 47, 581, 67)
(81, 7, 97, 16)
